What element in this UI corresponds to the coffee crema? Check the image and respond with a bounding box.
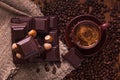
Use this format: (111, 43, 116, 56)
(74, 23, 100, 47)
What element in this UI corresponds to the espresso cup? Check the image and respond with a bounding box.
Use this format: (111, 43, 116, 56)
(65, 15, 110, 55)
(71, 20, 101, 49)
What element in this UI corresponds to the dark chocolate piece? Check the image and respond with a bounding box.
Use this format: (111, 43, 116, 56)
(34, 17, 49, 33)
(63, 47, 84, 68)
(28, 49, 45, 63)
(50, 16, 58, 29)
(34, 39, 45, 53)
(49, 30, 59, 46)
(16, 36, 41, 59)
(11, 23, 28, 42)
(45, 46, 60, 62)
(36, 37, 44, 45)
(11, 17, 32, 29)
(11, 17, 32, 24)
(11, 16, 60, 64)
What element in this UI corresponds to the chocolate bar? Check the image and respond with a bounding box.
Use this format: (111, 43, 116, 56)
(11, 23, 28, 42)
(50, 16, 58, 29)
(16, 36, 41, 59)
(45, 46, 60, 62)
(63, 47, 84, 68)
(11, 16, 60, 64)
(34, 17, 49, 33)
(49, 30, 59, 46)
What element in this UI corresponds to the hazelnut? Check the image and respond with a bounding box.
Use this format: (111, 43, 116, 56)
(16, 53, 22, 59)
(43, 43, 52, 50)
(12, 43, 18, 50)
(45, 35, 53, 42)
(28, 29, 37, 37)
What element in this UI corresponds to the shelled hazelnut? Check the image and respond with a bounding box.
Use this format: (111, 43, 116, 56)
(43, 43, 52, 50)
(28, 29, 37, 37)
(12, 43, 18, 50)
(44, 35, 53, 42)
(16, 53, 22, 59)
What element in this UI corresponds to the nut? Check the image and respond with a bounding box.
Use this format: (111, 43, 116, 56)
(43, 43, 52, 50)
(28, 29, 37, 37)
(12, 43, 18, 50)
(16, 53, 22, 59)
(45, 35, 53, 42)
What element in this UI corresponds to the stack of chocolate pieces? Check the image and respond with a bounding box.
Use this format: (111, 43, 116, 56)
(11, 16, 60, 64)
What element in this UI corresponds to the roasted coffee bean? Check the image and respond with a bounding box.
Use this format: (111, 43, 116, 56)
(36, 68, 40, 73)
(52, 66, 56, 74)
(44, 63, 50, 72)
(49, 62, 54, 66)
(55, 62, 61, 68)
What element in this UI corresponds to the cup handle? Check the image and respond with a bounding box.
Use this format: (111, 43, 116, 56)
(101, 23, 110, 30)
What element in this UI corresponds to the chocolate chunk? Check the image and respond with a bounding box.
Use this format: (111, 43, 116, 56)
(34, 17, 49, 33)
(50, 16, 58, 29)
(49, 30, 59, 46)
(11, 22, 28, 28)
(34, 39, 45, 54)
(45, 46, 60, 62)
(11, 23, 28, 42)
(52, 66, 56, 74)
(63, 47, 84, 68)
(36, 37, 44, 45)
(28, 49, 45, 63)
(16, 36, 41, 59)
(11, 17, 32, 23)
(11, 17, 32, 29)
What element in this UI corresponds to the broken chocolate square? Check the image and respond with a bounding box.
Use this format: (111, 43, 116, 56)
(49, 30, 59, 46)
(11, 16, 32, 29)
(11, 23, 28, 42)
(63, 47, 84, 68)
(34, 17, 49, 33)
(11, 16, 32, 23)
(45, 46, 60, 62)
(16, 36, 41, 59)
(50, 16, 58, 29)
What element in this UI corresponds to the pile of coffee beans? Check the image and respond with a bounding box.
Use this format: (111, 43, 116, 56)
(41, 0, 84, 43)
(33, 0, 120, 79)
